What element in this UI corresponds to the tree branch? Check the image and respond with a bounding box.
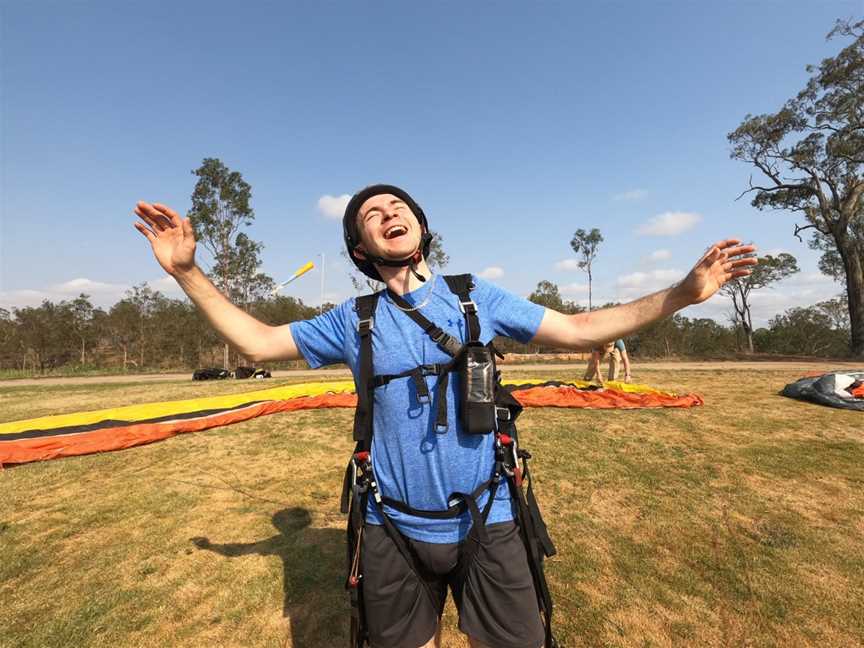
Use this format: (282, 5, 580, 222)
(794, 223, 820, 242)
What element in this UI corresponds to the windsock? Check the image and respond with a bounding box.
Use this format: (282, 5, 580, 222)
(272, 261, 315, 294)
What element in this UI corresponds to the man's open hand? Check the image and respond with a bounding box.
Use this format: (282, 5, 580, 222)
(677, 239, 758, 305)
(133, 202, 197, 276)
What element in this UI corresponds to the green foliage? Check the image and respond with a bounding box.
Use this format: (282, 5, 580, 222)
(0, 285, 330, 374)
(251, 296, 321, 326)
(528, 280, 583, 314)
(754, 304, 850, 357)
(569, 228, 604, 268)
(425, 230, 449, 270)
(628, 314, 737, 358)
(528, 280, 565, 310)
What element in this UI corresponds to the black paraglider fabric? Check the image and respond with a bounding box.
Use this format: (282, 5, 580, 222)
(781, 371, 864, 411)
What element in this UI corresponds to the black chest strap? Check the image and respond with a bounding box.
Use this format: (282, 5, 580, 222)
(442, 274, 481, 343)
(352, 292, 381, 446)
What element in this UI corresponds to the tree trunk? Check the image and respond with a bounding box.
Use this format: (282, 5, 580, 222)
(80, 337, 86, 365)
(223, 342, 229, 368)
(743, 303, 754, 354)
(842, 245, 864, 357)
(587, 267, 593, 312)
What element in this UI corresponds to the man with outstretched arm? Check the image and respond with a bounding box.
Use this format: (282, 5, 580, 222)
(134, 185, 755, 648)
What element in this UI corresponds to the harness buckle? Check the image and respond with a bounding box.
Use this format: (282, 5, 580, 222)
(431, 329, 462, 357)
(350, 459, 359, 493)
(496, 406, 511, 421)
(357, 316, 374, 333)
(459, 299, 477, 314)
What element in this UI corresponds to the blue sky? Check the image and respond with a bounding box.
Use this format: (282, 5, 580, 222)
(1, 1, 860, 326)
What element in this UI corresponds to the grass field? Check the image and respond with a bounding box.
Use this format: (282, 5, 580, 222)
(1, 366, 863, 648)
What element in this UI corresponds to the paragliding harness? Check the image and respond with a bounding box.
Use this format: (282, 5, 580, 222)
(340, 274, 558, 648)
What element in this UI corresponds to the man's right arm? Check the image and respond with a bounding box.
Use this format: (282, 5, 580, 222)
(172, 265, 301, 362)
(133, 201, 301, 363)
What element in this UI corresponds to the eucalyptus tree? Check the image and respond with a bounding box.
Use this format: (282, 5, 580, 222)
(188, 158, 273, 365)
(720, 253, 800, 353)
(728, 19, 864, 355)
(569, 228, 603, 311)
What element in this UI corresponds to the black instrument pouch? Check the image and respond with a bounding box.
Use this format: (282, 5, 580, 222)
(459, 342, 497, 434)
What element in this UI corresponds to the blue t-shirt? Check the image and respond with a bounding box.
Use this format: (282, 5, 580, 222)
(290, 274, 544, 543)
(614, 339, 626, 353)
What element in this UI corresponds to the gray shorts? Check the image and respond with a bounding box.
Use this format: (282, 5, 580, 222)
(361, 521, 545, 648)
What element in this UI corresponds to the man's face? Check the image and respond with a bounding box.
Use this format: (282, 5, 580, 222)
(354, 193, 423, 261)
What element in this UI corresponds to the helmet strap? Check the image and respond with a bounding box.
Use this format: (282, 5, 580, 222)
(358, 232, 432, 282)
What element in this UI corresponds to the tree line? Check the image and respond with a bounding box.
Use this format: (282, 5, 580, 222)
(488, 278, 851, 359)
(0, 288, 327, 374)
(0, 277, 852, 376)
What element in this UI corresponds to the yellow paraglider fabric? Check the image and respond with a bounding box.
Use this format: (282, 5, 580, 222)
(0, 378, 700, 467)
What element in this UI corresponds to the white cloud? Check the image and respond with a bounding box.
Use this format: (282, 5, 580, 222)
(612, 189, 648, 202)
(648, 249, 671, 262)
(617, 269, 683, 288)
(616, 269, 684, 300)
(0, 289, 50, 310)
(554, 259, 582, 271)
(636, 211, 702, 236)
(560, 282, 589, 296)
(0, 276, 187, 311)
(49, 278, 129, 295)
(317, 194, 351, 220)
(151, 276, 186, 296)
(478, 266, 504, 279)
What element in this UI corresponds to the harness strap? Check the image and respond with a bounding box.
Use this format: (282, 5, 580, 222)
(353, 293, 381, 445)
(381, 478, 494, 519)
(508, 457, 557, 648)
(385, 288, 464, 357)
(371, 362, 451, 388)
(442, 274, 480, 343)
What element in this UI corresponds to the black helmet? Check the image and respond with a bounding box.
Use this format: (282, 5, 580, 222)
(342, 184, 433, 282)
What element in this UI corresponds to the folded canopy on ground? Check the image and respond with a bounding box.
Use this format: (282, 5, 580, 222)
(0, 379, 703, 467)
(781, 371, 864, 411)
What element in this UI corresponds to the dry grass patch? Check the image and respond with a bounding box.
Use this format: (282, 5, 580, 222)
(2, 367, 863, 647)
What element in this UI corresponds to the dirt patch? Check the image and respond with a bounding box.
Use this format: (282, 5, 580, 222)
(2, 360, 861, 388)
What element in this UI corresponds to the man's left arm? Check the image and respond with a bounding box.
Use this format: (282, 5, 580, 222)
(530, 239, 756, 350)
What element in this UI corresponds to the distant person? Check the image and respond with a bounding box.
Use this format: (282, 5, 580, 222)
(584, 338, 632, 386)
(132, 185, 756, 648)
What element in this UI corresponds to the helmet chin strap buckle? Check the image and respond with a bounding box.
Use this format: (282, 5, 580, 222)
(370, 248, 427, 282)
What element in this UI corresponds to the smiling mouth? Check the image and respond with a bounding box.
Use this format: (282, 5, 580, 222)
(384, 225, 408, 240)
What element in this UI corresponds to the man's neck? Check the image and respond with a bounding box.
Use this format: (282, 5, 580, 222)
(377, 259, 433, 295)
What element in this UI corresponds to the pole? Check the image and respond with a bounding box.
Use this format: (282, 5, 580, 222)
(320, 252, 326, 315)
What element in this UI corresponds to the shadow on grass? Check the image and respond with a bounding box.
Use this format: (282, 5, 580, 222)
(192, 507, 345, 647)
